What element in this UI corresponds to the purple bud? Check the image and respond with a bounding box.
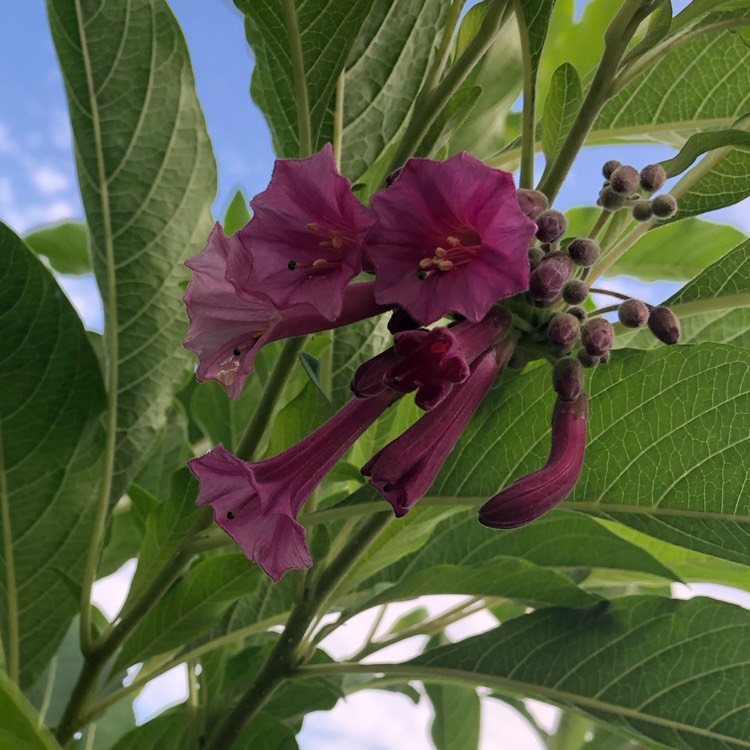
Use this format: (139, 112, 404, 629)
(552, 357, 585, 402)
(528, 245, 546, 269)
(598, 186, 626, 211)
(639, 164, 667, 192)
(602, 160, 622, 179)
(567, 238, 601, 267)
(581, 318, 615, 356)
(562, 279, 589, 305)
(529, 252, 574, 307)
(652, 194, 678, 219)
(631, 200, 654, 222)
(548, 313, 581, 352)
(516, 189, 549, 220)
(567, 306, 587, 321)
(577, 348, 599, 368)
(610, 165, 639, 194)
(617, 298, 650, 328)
(535, 210, 568, 243)
(648, 306, 681, 344)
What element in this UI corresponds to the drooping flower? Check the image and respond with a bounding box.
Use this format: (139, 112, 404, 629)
(478, 392, 588, 529)
(367, 151, 537, 325)
(238, 143, 376, 320)
(189, 392, 396, 581)
(362, 340, 513, 517)
(184, 224, 388, 399)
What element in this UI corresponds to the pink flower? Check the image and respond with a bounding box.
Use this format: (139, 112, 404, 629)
(189, 392, 396, 581)
(238, 144, 376, 320)
(362, 341, 513, 517)
(367, 152, 537, 325)
(478, 393, 588, 529)
(184, 224, 388, 399)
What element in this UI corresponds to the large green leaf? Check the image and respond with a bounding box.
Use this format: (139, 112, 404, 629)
(659, 121, 750, 176)
(430, 345, 750, 566)
(0, 670, 61, 750)
(425, 681, 480, 750)
(405, 597, 750, 750)
(236, 0, 375, 158)
(48, 0, 217, 504)
(541, 62, 583, 164)
(24, 222, 90, 276)
(0, 223, 105, 688)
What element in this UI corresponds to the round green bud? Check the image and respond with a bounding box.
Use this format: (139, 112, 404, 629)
(535, 209, 568, 243)
(632, 200, 654, 222)
(652, 194, 678, 219)
(598, 186, 626, 211)
(618, 298, 650, 328)
(610, 165, 640, 194)
(516, 189, 549, 220)
(639, 164, 667, 192)
(648, 306, 681, 344)
(552, 357, 585, 402)
(581, 318, 615, 357)
(563, 279, 589, 305)
(577, 348, 600, 368)
(568, 237, 601, 267)
(548, 312, 581, 352)
(602, 160, 622, 179)
(528, 245, 546, 269)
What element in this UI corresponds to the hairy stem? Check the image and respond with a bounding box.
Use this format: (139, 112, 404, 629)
(513, 0, 535, 189)
(282, 0, 312, 157)
(587, 209, 611, 241)
(668, 294, 750, 319)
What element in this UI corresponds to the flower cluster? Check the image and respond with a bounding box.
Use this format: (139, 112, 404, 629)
(184, 146, 681, 581)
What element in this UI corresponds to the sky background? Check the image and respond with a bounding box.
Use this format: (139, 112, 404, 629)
(1, 1, 749, 748)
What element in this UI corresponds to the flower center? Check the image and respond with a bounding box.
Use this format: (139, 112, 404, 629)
(417, 231, 481, 279)
(287, 222, 355, 272)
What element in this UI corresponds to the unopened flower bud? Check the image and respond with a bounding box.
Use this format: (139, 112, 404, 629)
(652, 194, 678, 219)
(639, 164, 667, 192)
(618, 298, 650, 328)
(528, 245, 545, 269)
(548, 313, 580, 352)
(632, 200, 654, 222)
(602, 160, 622, 179)
(562, 279, 588, 305)
(610, 164, 639, 194)
(529, 252, 574, 307)
(553, 357, 585, 402)
(598, 186, 626, 211)
(581, 318, 614, 356)
(567, 238, 601, 267)
(387, 307, 419, 334)
(567, 306, 587, 321)
(516, 189, 549, 220)
(577, 348, 599, 367)
(535, 210, 568, 243)
(648, 306, 681, 344)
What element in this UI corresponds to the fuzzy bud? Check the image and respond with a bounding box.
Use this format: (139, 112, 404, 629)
(528, 245, 546, 269)
(577, 348, 599, 368)
(617, 298, 650, 328)
(632, 200, 654, 222)
(567, 306, 587, 321)
(562, 279, 589, 305)
(610, 165, 639, 194)
(568, 237, 601, 267)
(639, 164, 667, 192)
(602, 160, 622, 179)
(529, 252, 574, 307)
(548, 313, 581, 352)
(581, 318, 615, 356)
(652, 194, 678, 219)
(598, 186, 626, 211)
(535, 210, 568, 243)
(516, 189, 549, 220)
(553, 357, 585, 402)
(648, 306, 681, 344)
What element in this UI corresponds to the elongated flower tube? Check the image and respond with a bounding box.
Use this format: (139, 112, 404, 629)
(362, 340, 513, 517)
(184, 224, 388, 398)
(189, 392, 396, 581)
(478, 392, 588, 529)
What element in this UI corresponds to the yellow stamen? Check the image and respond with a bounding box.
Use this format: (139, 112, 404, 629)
(446, 236, 460, 247)
(434, 247, 448, 258)
(437, 260, 454, 272)
(331, 233, 343, 249)
(419, 257, 435, 269)
(318, 240, 333, 249)
(313, 258, 329, 268)
(307, 222, 319, 231)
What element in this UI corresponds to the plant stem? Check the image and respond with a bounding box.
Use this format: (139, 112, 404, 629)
(282, 0, 312, 157)
(668, 294, 750, 319)
(423, 0, 466, 93)
(586, 221, 652, 284)
(202, 512, 391, 750)
(235, 337, 307, 461)
(333, 73, 345, 169)
(587, 210, 610, 241)
(588, 288, 635, 302)
(536, 0, 651, 202)
(513, 0, 536, 189)
(0, 431, 19, 683)
(187, 661, 201, 750)
(548, 712, 592, 750)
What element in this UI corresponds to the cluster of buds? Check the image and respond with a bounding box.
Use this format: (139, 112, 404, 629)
(598, 160, 678, 222)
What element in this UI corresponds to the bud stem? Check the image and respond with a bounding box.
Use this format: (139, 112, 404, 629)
(587, 209, 611, 241)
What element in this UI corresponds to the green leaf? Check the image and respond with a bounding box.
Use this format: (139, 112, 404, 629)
(417, 86, 482, 158)
(542, 63, 583, 163)
(408, 597, 750, 750)
(223, 189, 251, 235)
(48, 0, 217, 504)
(564, 207, 745, 281)
(233, 711, 299, 749)
(23, 222, 90, 276)
(425, 681, 480, 750)
(108, 710, 186, 750)
(236, 0, 375, 157)
(0, 223, 105, 688)
(0, 670, 61, 750)
(388, 606, 430, 635)
(113, 553, 260, 671)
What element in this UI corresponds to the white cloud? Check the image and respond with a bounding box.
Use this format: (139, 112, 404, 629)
(92, 559, 137, 621)
(32, 166, 70, 194)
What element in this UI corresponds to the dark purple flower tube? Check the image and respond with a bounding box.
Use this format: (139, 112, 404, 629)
(362, 340, 513, 517)
(478, 392, 588, 529)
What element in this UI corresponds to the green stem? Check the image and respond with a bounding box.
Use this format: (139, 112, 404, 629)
(586, 221, 651, 284)
(587, 209, 611, 241)
(333, 73, 345, 169)
(202, 512, 391, 750)
(668, 294, 750, 319)
(513, 0, 535, 189)
(235, 337, 307, 461)
(282, 0, 312, 157)
(536, 0, 651, 202)
(423, 0, 467, 92)
(588, 287, 635, 302)
(187, 661, 201, 750)
(0, 430, 19, 683)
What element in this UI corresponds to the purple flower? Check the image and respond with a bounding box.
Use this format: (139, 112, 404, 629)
(362, 342, 513, 517)
(478, 393, 588, 529)
(367, 152, 537, 325)
(184, 224, 388, 399)
(189, 392, 396, 581)
(238, 144, 376, 320)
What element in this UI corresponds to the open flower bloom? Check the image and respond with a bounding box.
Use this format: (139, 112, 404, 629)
(237, 143, 376, 320)
(184, 224, 387, 399)
(367, 151, 537, 325)
(478, 392, 588, 529)
(362, 339, 513, 517)
(189, 392, 396, 581)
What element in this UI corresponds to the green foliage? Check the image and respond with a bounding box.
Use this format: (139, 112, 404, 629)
(0, 670, 61, 750)
(425, 680, 481, 750)
(542, 63, 583, 164)
(24, 222, 90, 276)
